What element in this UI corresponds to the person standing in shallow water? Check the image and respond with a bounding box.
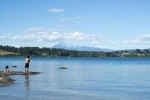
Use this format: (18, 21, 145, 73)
(25, 56, 30, 72)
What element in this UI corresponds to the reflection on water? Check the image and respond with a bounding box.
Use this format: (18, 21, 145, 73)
(24, 75, 29, 89)
(24, 75, 29, 98)
(0, 81, 12, 87)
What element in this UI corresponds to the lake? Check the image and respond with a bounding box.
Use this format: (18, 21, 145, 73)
(0, 57, 150, 100)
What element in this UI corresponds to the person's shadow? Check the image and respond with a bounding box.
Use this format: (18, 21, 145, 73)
(24, 74, 30, 89)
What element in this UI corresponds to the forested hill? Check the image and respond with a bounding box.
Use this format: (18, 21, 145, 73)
(0, 45, 150, 57)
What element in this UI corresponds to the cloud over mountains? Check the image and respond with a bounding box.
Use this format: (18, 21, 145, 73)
(0, 30, 102, 42)
(124, 34, 150, 44)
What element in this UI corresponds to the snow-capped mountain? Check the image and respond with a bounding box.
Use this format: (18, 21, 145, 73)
(52, 41, 113, 52)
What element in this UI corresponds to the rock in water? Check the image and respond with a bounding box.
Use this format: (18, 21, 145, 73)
(12, 65, 17, 68)
(59, 67, 68, 69)
(0, 77, 15, 83)
(0, 71, 40, 75)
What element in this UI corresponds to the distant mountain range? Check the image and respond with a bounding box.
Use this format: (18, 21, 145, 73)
(51, 41, 113, 52)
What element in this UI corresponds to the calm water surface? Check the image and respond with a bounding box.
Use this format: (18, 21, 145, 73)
(0, 57, 150, 100)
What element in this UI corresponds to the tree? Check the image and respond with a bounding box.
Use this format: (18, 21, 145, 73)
(143, 49, 149, 56)
(135, 49, 141, 53)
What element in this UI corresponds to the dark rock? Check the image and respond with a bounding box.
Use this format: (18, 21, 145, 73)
(0, 71, 40, 75)
(59, 67, 68, 69)
(12, 65, 17, 68)
(0, 77, 15, 83)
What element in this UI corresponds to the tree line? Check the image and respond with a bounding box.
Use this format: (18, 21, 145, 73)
(0, 45, 150, 57)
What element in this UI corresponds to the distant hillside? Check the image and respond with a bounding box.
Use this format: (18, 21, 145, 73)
(0, 49, 17, 55)
(52, 41, 113, 52)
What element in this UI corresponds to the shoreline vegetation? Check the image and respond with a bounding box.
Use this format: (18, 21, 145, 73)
(0, 45, 150, 57)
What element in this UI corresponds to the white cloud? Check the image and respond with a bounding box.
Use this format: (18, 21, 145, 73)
(0, 34, 11, 39)
(124, 34, 150, 44)
(96, 45, 108, 48)
(59, 16, 91, 23)
(92, 41, 99, 45)
(25, 27, 44, 32)
(1, 31, 103, 42)
(12, 45, 20, 48)
(63, 31, 99, 40)
(25, 27, 53, 33)
(59, 18, 73, 21)
(49, 8, 64, 13)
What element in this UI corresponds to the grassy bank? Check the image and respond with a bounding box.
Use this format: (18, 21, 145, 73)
(0, 49, 17, 55)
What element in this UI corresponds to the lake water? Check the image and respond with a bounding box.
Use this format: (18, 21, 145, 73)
(0, 57, 150, 100)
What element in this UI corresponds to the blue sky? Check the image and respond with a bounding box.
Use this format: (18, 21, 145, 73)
(0, 0, 150, 50)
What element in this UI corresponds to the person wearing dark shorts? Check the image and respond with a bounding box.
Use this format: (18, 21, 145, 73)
(25, 56, 30, 72)
(25, 63, 29, 68)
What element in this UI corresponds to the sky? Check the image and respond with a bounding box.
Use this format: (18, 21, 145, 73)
(0, 0, 150, 50)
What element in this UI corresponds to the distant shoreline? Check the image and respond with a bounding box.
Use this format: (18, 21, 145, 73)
(0, 56, 150, 58)
(0, 45, 150, 57)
